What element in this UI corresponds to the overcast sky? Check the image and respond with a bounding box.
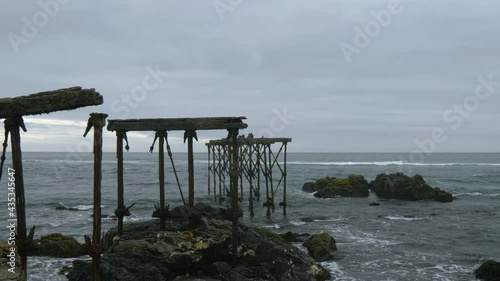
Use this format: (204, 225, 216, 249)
(1, 0, 499, 153)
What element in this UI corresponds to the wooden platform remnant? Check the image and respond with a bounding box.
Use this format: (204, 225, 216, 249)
(107, 116, 247, 266)
(0, 87, 103, 280)
(107, 116, 247, 131)
(206, 136, 292, 217)
(0, 87, 103, 118)
(107, 116, 247, 228)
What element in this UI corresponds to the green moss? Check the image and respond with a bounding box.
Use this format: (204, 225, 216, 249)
(303, 232, 336, 262)
(37, 233, 84, 258)
(314, 174, 369, 198)
(315, 177, 335, 189)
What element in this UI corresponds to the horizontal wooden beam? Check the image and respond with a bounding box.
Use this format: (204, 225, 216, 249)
(0, 87, 103, 118)
(207, 137, 292, 145)
(107, 117, 248, 132)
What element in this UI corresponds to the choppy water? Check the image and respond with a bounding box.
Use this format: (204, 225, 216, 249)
(1, 152, 499, 280)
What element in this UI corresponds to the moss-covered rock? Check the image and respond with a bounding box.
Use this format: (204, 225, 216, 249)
(369, 173, 454, 202)
(313, 174, 369, 198)
(303, 232, 337, 262)
(475, 260, 500, 281)
(31, 233, 85, 258)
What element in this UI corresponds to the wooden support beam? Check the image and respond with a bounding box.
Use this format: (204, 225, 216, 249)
(83, 112, 108, 281)
(283, 143, 288, 216)
(115, 131, 125, 236)
(207, 137, 292, 146)
(4, 117, 28, 278)
(107, 117, 247, 132)
(157, 131, 167, 230)
(228, 129, 240, 266)
(185, 130, 197, 207)
(0, 87, 103, 118)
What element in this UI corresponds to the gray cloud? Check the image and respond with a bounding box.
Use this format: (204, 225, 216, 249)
(1, 0, 499, 153)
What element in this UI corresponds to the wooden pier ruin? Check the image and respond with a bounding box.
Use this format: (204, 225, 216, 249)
(206, 136, 291, 217)
(107, 117, 248, 266)
(1, 88, 294, 279)
(0, 87, 103, 280)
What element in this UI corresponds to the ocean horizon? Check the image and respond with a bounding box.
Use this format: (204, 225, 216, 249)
(1, 152, 499, 280)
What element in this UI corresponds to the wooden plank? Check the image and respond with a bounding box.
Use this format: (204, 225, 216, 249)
(207, 138, 292, 145)
(107, 117, 247, 132)
(0, 87, 103, 118)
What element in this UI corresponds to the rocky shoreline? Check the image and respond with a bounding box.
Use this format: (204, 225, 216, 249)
(1, 201, 498, 280)
(64, 203, 332, 281)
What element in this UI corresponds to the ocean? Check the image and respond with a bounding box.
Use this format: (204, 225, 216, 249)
(1, 152, 499, 280)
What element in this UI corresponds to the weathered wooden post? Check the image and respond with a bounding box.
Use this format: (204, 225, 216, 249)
(248, 143, 255, 217)
(282, 142, 288, 216)
(114, 131, 129, 236)
(84, 113, 108, 281)
(157, 130, 167, 230)
(228, 128, 240, 266)
(184, 130, 197, 207)
(4, 116, 28, 277)
(207, 143, 211, 195)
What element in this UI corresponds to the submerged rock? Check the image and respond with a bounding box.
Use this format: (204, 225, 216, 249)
(369, 173, 454, 202)
(312, 174, 369, 198)
(303, 232, 337, 262)
(66, 203, 331, 281)
(475, 260, 500, 281)
(280, 232, 311, 243)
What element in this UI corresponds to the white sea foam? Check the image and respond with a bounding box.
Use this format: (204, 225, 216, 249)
(290, 221, 306, 226)
(263, 224, 281, 229)
(320, 261, 357, 281)
(454, 192, 500, 197)
(384, 216, 430, 221)
(286, 161, 500, 166)
(28, 256, 84, 281)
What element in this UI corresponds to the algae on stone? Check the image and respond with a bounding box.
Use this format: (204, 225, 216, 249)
(313, 174, 369, 198)
(303, 232, 337, 262)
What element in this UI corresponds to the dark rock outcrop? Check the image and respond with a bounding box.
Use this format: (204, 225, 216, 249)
(312, 174, 369, 198)
(303, 232, 337, 262)
(66, 203, 331, 281)
(302, 177, 337, 193)
(369, 173, 453, 202)
(475, 260, 500, 281)
(302, 182, 317, 193)
(30, 233, 86, 258)
(280, 232, 311, 243)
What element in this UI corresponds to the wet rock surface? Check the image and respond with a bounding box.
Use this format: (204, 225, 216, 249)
(475, 260, 500, 281)
(66, 203, 331, 281)
(307, 175, 370, 198)
(303, 233, 337, 262)
(369, 173, 454, 202)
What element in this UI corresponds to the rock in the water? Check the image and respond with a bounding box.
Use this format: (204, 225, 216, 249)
(67, 203, 331, 281)
(280, 231, 310, 243)
(302, 182, 317, 193)
(31, 233, 86, 258)
(369, 202, 380, 206)
(313, 174, 369, 198)
(369, 173, 454, 202)
(303, 232, 337, 262)
(475, 260, 500, 281)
